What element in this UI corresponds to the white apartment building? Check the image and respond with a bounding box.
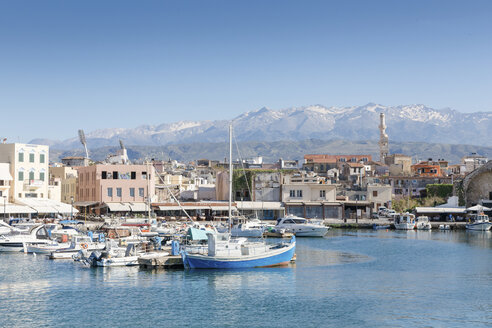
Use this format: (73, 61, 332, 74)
(0, 163, 13, 200)
(0, 143, 49, 202)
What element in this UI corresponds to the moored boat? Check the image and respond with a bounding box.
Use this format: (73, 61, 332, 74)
(181, 233, 296, 269)
(394, 213, 416, 230)
(465, 214, 492, 231)
(415, 216, 432, 230)
(275, 215, 329, 237)
(0, 225, 52, 252)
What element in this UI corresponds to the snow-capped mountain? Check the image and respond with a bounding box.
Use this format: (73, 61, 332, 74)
(31, 103, 492, 149)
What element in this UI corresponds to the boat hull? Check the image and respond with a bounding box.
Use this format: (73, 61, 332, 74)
(0, 243, 25, 252)
(394, 223, 415, 230)
(96, 256, 140, 267)
(293, 228, 328, 237)
(466, 222, 492, 231)
(182, 242, 296, 269)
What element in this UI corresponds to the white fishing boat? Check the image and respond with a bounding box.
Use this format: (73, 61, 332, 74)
(394, 213, 416, 230)
(415, 216, 432, 230)
(275, 215, 329, 237)
(466, 214, 492, 231)
(0, 225, 52, 252)
(181, 124, 296, 269)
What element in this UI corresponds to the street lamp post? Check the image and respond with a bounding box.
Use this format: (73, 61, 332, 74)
(70, 196, 74, 220)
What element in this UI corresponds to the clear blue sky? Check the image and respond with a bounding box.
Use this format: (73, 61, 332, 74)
(1, 0, 491, 142)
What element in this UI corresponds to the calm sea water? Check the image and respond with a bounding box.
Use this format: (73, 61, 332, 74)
(1, 230, 491, 328)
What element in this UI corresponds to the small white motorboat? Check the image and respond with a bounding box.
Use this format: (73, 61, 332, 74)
(0, 225, 52, 252)
(415, 216, 432, 230)
(275, 215, 329, 237)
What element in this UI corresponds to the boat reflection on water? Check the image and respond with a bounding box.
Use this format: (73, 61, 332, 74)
(335, 229, 492, 249)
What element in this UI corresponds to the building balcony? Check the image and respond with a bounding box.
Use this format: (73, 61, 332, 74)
(23, 179, 45, 190)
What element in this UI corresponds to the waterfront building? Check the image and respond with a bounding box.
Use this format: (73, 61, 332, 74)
(0, 164, 12, 211)
(382, 175, 452, 198)
(50, 166, 78, 204)
(0, 143, 49, 202)
(76, 163, 155, 215)
(281, 172, 341, 219)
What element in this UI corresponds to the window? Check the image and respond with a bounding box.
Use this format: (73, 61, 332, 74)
(116, 188, 122, 197)
(113, 171, 118, 179)
(139, 188, 144, 197)
(130, 188, 135, 197)
(320, 190, 326, 198)
(40, 154, 45, 163)
(142, 172, 147, 180)
(29, 153, 35, 163)
(131, 172, 136, 180)
(102, 171, 107, 179)
(289, 190, 295, 197)
(107, 188, 113, 197)
(40, 172, 45, 181)
(18, 152, 24, 162)
(18, 171, 24, 181)
(373, 191, 378, 197)
(296, 190, 303, 198)
(29, 171, 34, 181)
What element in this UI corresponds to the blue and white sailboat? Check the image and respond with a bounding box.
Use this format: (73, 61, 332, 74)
(181, 124, 296, 269)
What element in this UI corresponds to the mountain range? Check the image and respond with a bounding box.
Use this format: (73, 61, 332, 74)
(31, 103, 492, 150)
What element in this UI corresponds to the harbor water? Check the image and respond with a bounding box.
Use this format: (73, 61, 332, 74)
(1, 230, 491, 327)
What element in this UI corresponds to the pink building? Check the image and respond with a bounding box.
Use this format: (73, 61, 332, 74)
(76, 164, 155, 213)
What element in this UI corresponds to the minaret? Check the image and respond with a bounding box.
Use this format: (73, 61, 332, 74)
(379, 113, 389, 163)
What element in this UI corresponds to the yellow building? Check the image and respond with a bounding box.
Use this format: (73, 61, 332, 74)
(50, 166, 78, 204)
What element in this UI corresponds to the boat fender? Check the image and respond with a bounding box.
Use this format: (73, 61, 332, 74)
(81, 243, 88, 249)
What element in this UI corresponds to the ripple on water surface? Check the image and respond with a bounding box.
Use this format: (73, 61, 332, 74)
(1, 231, 492, 328)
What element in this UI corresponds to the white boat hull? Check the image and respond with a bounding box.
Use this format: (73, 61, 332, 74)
(292, 227, 329, 237)
(96, 256, 140, 267)
(466, 222, 492, 231)
(394, 223, 415, 230)
(416, 224, 432, 230)
(26, 242, 71, 254)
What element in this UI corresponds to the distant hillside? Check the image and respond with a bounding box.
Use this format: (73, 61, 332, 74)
(33, 103, 492, 150)
(49, 139, 492, 165)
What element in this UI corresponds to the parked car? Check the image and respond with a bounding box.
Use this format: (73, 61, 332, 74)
(385, 209, 396, 218)
(377, 206, 388, 216)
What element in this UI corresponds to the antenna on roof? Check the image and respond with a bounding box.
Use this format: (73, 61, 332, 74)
(78, 129, 89, 160)
(119, 139, 125, 150)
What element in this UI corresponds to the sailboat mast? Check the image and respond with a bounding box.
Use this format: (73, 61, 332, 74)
(228, 124, 233, 230)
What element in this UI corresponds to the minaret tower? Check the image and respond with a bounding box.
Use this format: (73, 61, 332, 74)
(379, 113, 389, 163)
